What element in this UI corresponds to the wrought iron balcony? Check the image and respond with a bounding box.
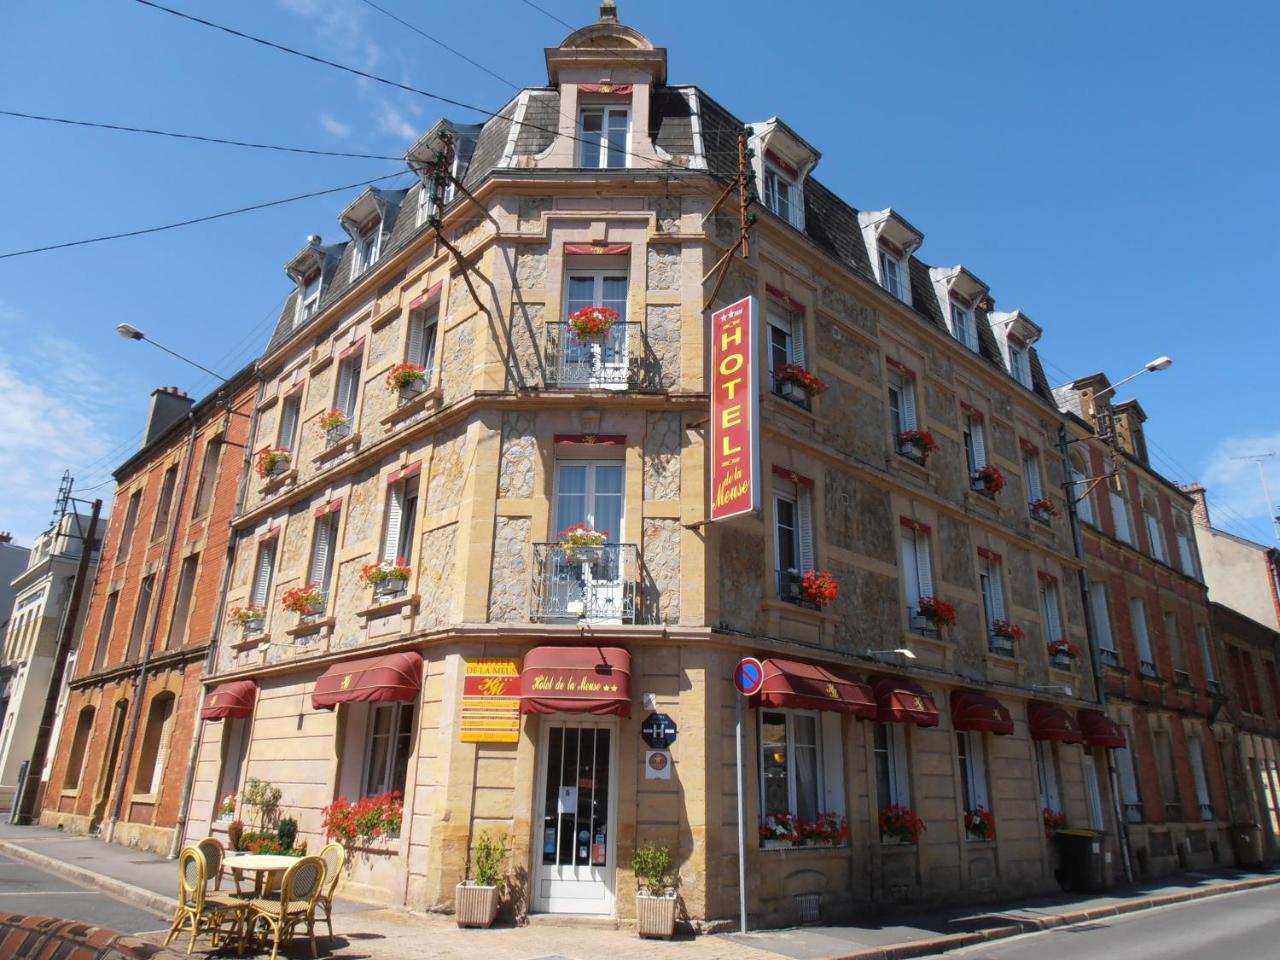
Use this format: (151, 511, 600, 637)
(541, 322, 660, 390)
(531, 542, 638, 624)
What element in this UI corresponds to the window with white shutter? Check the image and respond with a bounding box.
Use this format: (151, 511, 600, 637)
(1111, 489, 1133, 544)
(1187, 736, 1213, 818)
(1040, 579, 1064, 644)
(1131, 597, 1155, 675)
(1008, 343, 1032, 388)
(309, 513, 338, 598)
(1089, 582, 1117, 662)
(1116, 725, 1143, 820)
(294, 273, 322, 328)
(1197, 624, 1217, 686)
(334, 352, 362, 419)
(963, 415, 987, 475)
(879, 250, 902, 299)
(382, 477, 420, 564)
(276, 394, 300, 451)
(1036, 740, 1062, 812)
(1144, 502, 1167, 563)
(1071, 457, 1094, 525)
(874, 722, 911, 809)
(134, 694, 175, 796)
(251, 541, 276, 608)
(888, 370, 918, 436)
(773, 476, 814, 601)
(902, 525, 934, 617)
(950, 302, 977, 351)
(957, 731, 990, 816)
(1022, 447, 1044, 504)
(1176, 529, 1197, 576)
(407, 305, 439, 376)
(767, 307, 806, 398)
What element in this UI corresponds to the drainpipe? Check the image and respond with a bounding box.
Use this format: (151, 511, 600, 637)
(167, 373, 265, 858)
(1058, 422, 1134, 883)
(106, 406, 201, 841)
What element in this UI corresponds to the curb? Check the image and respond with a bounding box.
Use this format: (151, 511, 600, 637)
(827, 873, 1280, 960)
(0, 840, 174, 920)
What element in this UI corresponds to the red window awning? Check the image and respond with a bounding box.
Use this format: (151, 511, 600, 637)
(950, 689, 1014, 736)
(757, 659, 877, 718)
(520, 646, 632, 717)
(1027, 702, 1085, 744)
(1077, 709, 1125, 749)
(201, 680, 257, 720)
(312, 651, 422, 711)
(869, 676, 940, 727)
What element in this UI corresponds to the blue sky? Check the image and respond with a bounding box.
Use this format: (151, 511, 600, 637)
(0, 1, 1276, 546)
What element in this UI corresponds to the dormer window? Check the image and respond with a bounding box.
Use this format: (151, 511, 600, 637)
(931, 267, 988, 353)
(859, 211, 922, 305)
(350, 221, 382, 280)
(950, 302, 978, 351)
(1008, 342, 1032, 388)
(296, 273, 322, 327)
(879, 250, 903, 299)
(987, 310, 1042, 388)
(748, 120, 819, 233)
(764, 164, 797, 225)
(578, 106, 629, 168)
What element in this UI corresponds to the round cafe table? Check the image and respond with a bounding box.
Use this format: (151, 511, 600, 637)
(222, 853, 301, 897)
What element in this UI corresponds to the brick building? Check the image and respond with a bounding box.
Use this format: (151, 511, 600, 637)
(1056, 376, 1229, 877)
(41, 371, 255, 854)
(178, 4, 1136, 927)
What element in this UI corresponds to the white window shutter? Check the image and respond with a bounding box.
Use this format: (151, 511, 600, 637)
(965, 313, 978, 350)
(917, 534, 934, 599)
(796, 487, 815, 572)
(383, 485, 404, 563)
(901, 379, 918, 431)
(309, 516, 333, 589)
(407, 313, 425, 368)
(1025, 454, 1043, 500)
(970, 734, 990, 809)
(901, 531, 920, 604)
(252, 542, 275, 607)
(152, 704, 175, 794)
(278, 398, 299, 450)
(970, 419, 987, 469)
(990, 564, 1006, 620)
(789, 313, 806, 369)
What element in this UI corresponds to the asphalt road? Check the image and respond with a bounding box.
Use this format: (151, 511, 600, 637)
(0, 851, 168, 935)
(928, 884, 1280, 960)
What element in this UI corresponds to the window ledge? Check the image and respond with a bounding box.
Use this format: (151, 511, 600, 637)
(286, 616, 335, 639)
(59, 789, 80, 800)
(357, 593, 420, 619)
(256, 393, 280, 414)
(891, 452, 931, 483)
(759, 598, 836, 624)
(381, 386, 442, 427)
(370, 305, 401, 332)
(131, 792, 158, 804)
(309, 349, 334, 375)
(313, 432, 361, 465)
(259, 469, 298, 496)
(230, 633, 270, 652)
(758, 843, 850, 853)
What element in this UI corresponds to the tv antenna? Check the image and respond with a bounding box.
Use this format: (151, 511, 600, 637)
(1230, 452, 1279, 543)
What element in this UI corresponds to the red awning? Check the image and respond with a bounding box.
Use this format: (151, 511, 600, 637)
(757, 659, 877, 718)
(201, 680, 256, 720)
(950, 689, 1014, 735)
(312, 651, 422, 710)
(1077, 709, 1126, 749)
(520, 646, 632, 717)
(1027, 702, 1086, 744)
(869, 676, 940, 727)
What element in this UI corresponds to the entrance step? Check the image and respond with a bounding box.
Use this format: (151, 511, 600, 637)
(525, 914, 621, 930)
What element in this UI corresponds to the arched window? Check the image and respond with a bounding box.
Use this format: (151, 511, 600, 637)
(1142, 493, 1167, 564)
(63, 706, 95, 790)
(1070, 451, 1094, 525)
(134, 693, 175, 796)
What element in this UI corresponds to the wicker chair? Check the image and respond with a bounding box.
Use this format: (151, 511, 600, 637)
(245, 855, 327, 960)
(164, 847, 246, 956)
(195, 836, 228, 893)
(316, 841, 346, 939)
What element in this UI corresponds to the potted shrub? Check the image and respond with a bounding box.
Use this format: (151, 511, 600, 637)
(319, 408, 351, 445)
(895, 429, 939, 464)
(386, 362, 428, 403)
(774, 363, 828, 402)
(226, 604, 266, 638)
(456, 830, 509, 929)
(361, 559, 412, 598)
(227, 819, 244, 853)
(282, 583, 326, 619)
(568, 305, 620, 340)
(798, 569, 839, 608)
(879, 804, 926, 844)
(255, 447, 292, 480)
(964, 806, 995, 842)
(632, 840, 677, 939)
(989, 618, 1024, 654)
(973, 464, 1006, 496)
(1047, 638, 1081, 668)
(557, 523, 608, 561)
(242, 778, 282, 829)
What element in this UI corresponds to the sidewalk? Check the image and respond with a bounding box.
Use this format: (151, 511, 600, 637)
(0, 820, 1275, 960)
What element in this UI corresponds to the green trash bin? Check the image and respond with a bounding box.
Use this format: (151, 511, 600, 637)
(1054, 828, 1105, 893)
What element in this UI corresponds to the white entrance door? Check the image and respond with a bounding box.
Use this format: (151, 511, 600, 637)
(563, 273, 629, 388)
(534, 719, 617, 914)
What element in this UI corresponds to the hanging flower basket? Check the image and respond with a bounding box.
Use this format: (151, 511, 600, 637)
(896, 430, 939, 462)
(974, 464, 1006, 495)
(282, 583, 326, 616)
(557, 524, 608, 559)
(774, 363, 829, 398)
(917, 595, 957, 628)
(964, 806, 995, 841)
(798, 569, 839, 607)
(386, 363, 428, 403)
(1030, 496, 1058, 519)
(1043, 807, 1067, 838)
(879, 804, 926, 844)
(255, 447, 292, 480)
(361, 559, 412, 597)
(568, 305, 620, 339)
(319, 409, 351, 444)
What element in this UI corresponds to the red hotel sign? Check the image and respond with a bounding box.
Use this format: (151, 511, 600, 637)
(709, 296, 760, 521)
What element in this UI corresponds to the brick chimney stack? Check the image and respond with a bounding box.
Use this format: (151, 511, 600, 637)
(1182, 483, 1210, 528)
(0, 532, 11, 544)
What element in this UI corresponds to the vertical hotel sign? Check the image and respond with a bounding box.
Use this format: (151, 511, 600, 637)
(460, 658, 521, 742)
(709, 296, 760, 522)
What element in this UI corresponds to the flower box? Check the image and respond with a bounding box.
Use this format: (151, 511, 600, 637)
(636, 892, 677, 939)
(896, 430, 939, 464)
(557, 524, 607, 560)
(964, 806, 995, 842)
(362, 560, 412, 597)
(989, 636, 1014, 656)
(1030, 497, 1058, 521)
(282, 584, 326, 618)
(399, 379, 426, 405)
(798, 569, 839, 607)
(255, 448, 292, 480)
(568, 305, 620, 339)
(1047, 640, 1081, 668)
(779, 379, 808, 402)
(326, 422, 352, 447)
(1050, 652, 1075, 670)
(916, 596, 957, 629)
(774, 363, 828, 399)
(374, 575, 408, 598)
(879, 804, 926, 844)
(973, 465, 1006, 495)
(455, 883, 499, 929)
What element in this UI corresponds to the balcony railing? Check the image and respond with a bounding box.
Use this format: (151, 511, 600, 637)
(531, 542, 638, 624)
(906, 605, 938, 638)
(1100, 648, 1120, 668)
(542, 322, 660, 390)
(1174, 669, 1192, 688)
(895, 436, 926, 465)
(777, 569, 820, 610)
(988, 632, 1015, 656)
(1123, 802, 1144, 824)
(1206, 678, 1221, 695)
(1139, 659, 1158, 678)
(1198, 802, 1215, 821)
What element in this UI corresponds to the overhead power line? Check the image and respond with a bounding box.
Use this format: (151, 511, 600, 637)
(0, 169, 405, 260)
(0, 109, 405, 160)
(353, 0, 519, 90)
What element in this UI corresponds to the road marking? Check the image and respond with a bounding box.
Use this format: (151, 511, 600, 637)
(0, 891, 101, 896)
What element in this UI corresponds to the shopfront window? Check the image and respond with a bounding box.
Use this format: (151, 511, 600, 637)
(759, 710, 821, 825)
(363, 702, 414, 799)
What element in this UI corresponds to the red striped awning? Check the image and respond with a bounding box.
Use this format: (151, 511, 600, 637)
(520, 646, 631, 717)
(312, 651, 422, 710)
(1027, 702, 1085, 744)
(757, 660, 877, 718)
(201, 680, 257, 720)
(1077, 709, 1126, 749)
(950, 689, 1014, 735)
(869, 676, 940, 727)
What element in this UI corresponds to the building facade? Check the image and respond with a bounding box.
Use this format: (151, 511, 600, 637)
(1056, 378, 1230, 877)
(41, 374, 255, 854)
(182, 5, 1136, 928)
(1186, 484, 1280, 632)
(0, 511, 102, 812)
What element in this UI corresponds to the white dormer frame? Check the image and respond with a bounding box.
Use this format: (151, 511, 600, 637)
(748, 119, 820, 232)
(286, 241, 332, 330)
(406, 121, 481, 227)
(858, 209, 924, 306)
(340, 189, 392, 280)
(929, 266, 989, 353)
(987, 310, 1042, 388)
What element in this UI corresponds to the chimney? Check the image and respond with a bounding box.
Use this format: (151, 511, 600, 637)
(1112, 399, 1149, 466)
(142, 385, 193, 448)
(1183, 483, 1210, 528)
(0, 532, 11, 544)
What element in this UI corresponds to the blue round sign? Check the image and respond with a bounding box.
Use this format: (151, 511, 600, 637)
(734, 657, 765, 697)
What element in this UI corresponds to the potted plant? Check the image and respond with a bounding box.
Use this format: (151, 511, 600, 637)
(973, 464, 1006, 496)
(219, 791, 237, 821)
(964, 806, 995, 842)
(916, 595, 957, 632)
(1030, 496, 1057, 521)
(282, 583, 326, 619)
(322, 791, 403, 848)
(1047, 638, 1082, 668)
(361, 558, 412, 598)
(226, 604, 266, 638)
(1043, 807, 1067, 838)
(632, 840, 677, 939)
(386, 362, 428, 403)
(241, 778, 282, 829)
(879, 804, 926, 844)
(798, 569, 839, 608)
(797, 812, 849, 847)
(319, 408, 351, 445)
(895, 429, 939, 464)
(989, 618, 1024, 654)
(227, 819, 244, 852)
(568, 305, 620, 340)
(759, 813, 799, 849)
(774, 362, 829, 402)
(557, 523, 608, 561)
(255, 447, 292, 480)
(456, 830, 509, 928)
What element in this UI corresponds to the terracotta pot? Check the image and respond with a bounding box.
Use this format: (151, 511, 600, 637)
(455, 883, 499, 928)
(635, 892, 677, 939)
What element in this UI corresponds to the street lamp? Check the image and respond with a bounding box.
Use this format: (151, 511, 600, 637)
(115, 323, 228, 383)
(867, 648, 917, 660)
(1065, 356, 1173, 401)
